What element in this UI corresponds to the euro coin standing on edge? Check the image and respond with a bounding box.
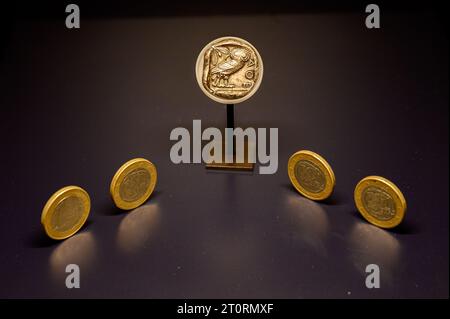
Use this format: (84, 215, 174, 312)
(288, 150, 336, 201)
(354, 176, 407, 229)
(195, 36, 263, 104)
(110, 158, 157, 210)
(41, 186, 91, 240)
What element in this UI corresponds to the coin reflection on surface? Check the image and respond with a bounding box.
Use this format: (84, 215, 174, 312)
(348, 222, 400, 282)
(284, 194, 329, 256)
(49, 232, 96, 280)
(117, 204, 160, 254)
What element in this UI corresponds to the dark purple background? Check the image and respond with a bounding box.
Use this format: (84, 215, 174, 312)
(0, 3, 448, 298)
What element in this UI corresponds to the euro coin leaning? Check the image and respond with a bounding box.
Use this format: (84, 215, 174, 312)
(110, 158, 157, 210)
(288, 150, 336, 201)
(354, 176, 407, 228)
(41, 186, 91, 240)
(195, 36, 263, 104)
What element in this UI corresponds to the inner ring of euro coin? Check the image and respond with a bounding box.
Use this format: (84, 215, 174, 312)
(119, 168, 151, 202)
(361, 185, 397, 221)
(294, 159, 326, 194)
(50, 195, 85, 232)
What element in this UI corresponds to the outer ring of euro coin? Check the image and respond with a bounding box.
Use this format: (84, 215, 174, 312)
(41, 186, 91, 240)
(287, 150, 335, 201)
(110, 158, 157, 210)
(354, 176, 407, 229)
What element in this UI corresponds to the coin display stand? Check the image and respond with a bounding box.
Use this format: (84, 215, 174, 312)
(195, 37, 263, 172)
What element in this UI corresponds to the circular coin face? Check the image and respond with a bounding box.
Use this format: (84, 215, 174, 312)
(287, 150, 336, 201)
(41, 186, 91, 240)
(354, 176, 407, 229)
(110, 158, 157, 210)
(195, 36, 264, 104)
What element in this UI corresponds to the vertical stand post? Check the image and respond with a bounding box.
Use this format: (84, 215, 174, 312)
(226, 104, 235, 159)
(227, 104, 235, 129)
(205, 103, 254, 171)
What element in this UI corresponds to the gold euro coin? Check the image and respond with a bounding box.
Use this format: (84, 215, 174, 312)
(354, 176, 407, 229)
(110, 158, 157, 210)
(41, 186, 91, 240)
(195, 36, 263, 104)
(288, 150, 336, 201)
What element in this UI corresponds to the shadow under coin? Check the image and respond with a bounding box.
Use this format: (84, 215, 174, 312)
(284, 194, 330, 257)
(27, 220, 93, 248)
(117, 203, 160, 255)
(27, 230, 60, 248)
(318, 189, 344, 206)
(49, 232, 97, 281)
(96, 199, 127, 216)
(389, 219, 420, 235)
(347, 222, 401, 283)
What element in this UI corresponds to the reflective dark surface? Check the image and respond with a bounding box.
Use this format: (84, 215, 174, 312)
(0, 9, 448, 298)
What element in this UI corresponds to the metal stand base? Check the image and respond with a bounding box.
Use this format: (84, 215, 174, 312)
(205, 140, 255, 171)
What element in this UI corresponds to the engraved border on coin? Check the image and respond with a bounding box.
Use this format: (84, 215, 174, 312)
(195, 36, 264, 104)
(110, 158, 157, 210)
(354, 176, 407, 229)
(287, 150, 335, 201)
(41, 186, 91, 240)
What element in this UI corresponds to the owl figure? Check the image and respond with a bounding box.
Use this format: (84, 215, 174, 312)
(209, 46, 250, 88)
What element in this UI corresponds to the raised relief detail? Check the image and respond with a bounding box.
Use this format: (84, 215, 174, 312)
(196, 37, 263, 104)
(51, 196, 84, 232)
(362, 186, 396, 221)
(295, 160, 326, 194)
(119, 168, 151, 202)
